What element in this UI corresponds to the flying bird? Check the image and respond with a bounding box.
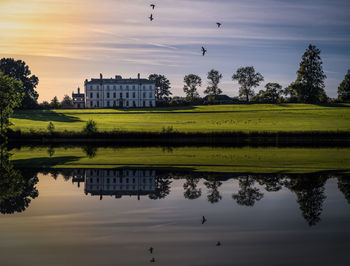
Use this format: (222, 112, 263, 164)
(201, 216, 207, 224)
(150, 258, 156, 263)
(149, 247, 154, 254)
(149, 14, 154, 21)
(201, 46, 207, 56)
(216, 22, 222, 28)
(216, 241, 221, 246)
(150, 4, 155, 9)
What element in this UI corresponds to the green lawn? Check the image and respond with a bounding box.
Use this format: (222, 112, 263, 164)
(10, 146, 350, 173)
(10, 104, 350, 133)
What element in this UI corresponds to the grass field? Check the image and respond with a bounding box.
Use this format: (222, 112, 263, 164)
(10, 146, 350, 173)
(10, 104, 350, 133)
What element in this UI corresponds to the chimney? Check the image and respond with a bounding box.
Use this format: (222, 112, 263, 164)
(100, 73, 103, 79)
(78, 87, 80, 94)
(137, 73, 140, 79)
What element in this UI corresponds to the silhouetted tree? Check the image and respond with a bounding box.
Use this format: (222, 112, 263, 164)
(0, 58, 39, 108)
(286, 175, 327, 226)
(149, 176, 172, 200)
(253, 83, 283, 103)
(0, 73, 24, 137)
(338, 70, 350, 102)
(289, 44, 327, 103)
(183, 74, 201, 103)
(148, 74, 172, 100)
(232, 176, 263, 206)
(204, 177, 222, 203)
(183, 176, 202, 200)
(256, 175, 284, 192)
(82, 146, 98, 159)
(232, 66, 264, 103)
(204, 69, 223, 103)
(61, 95, 73, 107)
(338, 176, 350, 204)
(0, 146, 39, 214)
(50, 96, 60, 109)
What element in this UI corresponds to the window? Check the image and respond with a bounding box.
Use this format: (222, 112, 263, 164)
(126, 92, 129, 98)
(149, 85, 152, 89)
(97, 93, 99, 98)
(132, 85, 135, 89)
(126, 85, 129, 89)
(90, 93, 93, 98)
(107, 85, 110, 90)
(97, 101, 99, 107)
(107, 92, 110, 98)
(149, 92, 152, 98)
(126, 101, 129, 107)
(107, 101, 110, 107)
(133, 92, 135, 98)
(113, 85, 116, 89)
(120, 93, 122, 98)
(143, 101, 145, 107)
(143, 85, 146, 89)
(143, 92, 146, 98)
(113, 92, 116, 98)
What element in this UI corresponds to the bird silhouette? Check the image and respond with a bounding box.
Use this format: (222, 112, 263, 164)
(149, 14, 154, 21)
(149, 247, 154, 254)
(201, 216, 207, 224)
(201, 46, 207, 56)
(150, 258, 156, 263)
(150, 4, 155, 10)
(216, 241, 221, 246)
(216, 22, 222, 28)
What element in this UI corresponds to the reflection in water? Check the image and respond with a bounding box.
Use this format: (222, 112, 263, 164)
(0, 147, 39, 214)
(232, 176, 264, 206)
(1, 158, 350, 227)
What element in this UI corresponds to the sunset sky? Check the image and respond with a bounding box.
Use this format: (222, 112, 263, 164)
(1, 0, 349, 101)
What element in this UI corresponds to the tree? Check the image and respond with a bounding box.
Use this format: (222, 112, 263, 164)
(61, 95, 73, 107)
(290, 44, 327, 103)
(0, 58, 39, 108)
(232, 66, 264, 103)
(148, 74, 172, 100)
(183, 176, 202, 200)
(0, 73, 24, 137)
(204, 177, 222, 204)
(204, 69, 223, 103)
(183, 74, 201, 103)
(252, 82, 283, 103)
(50, 96, 60, 109)
(338, 70, 350, 102)
(232, 176, 263, 206)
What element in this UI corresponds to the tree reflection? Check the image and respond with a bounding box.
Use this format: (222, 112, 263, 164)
(204, 177, 222, 203)
(149, 175, 172, 200)
(285, 176, 327, 226)
(82, 146, 98, 159)
(232, 176, 263, 206)
(256, 175, 284, 192)
(0, 146, 39, 214)
(338, 177, 350, 204)
(183, 176, 202, 200)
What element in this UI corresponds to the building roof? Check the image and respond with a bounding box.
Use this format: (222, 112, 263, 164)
(72, 93, 85, 97)
(86, 78, 155, 85)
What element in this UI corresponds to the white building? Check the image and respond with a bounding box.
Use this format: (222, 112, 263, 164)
(84, 73, 156, 108)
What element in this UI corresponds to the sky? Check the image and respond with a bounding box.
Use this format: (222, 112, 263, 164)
(0, 0, 350, 101)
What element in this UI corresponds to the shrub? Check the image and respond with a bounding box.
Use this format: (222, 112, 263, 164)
(47, 122, 55, 134)
(83, 120, 98, 135)
(162, 126, 175, 133)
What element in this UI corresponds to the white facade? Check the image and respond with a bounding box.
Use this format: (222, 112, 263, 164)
(84, 74, 156, 108)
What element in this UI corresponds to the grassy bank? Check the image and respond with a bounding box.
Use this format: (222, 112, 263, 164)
(10, 104, 350, 133)
(10, 146, 350, 174)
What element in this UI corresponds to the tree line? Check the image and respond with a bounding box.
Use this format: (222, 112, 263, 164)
(152, 45, 350, 105)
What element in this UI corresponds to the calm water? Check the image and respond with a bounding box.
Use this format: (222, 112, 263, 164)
(1, 166, 350, 266)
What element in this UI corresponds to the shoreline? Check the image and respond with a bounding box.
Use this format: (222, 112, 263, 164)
(7, 131, 350, 146)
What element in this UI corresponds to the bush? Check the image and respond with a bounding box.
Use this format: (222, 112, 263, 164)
(83, 120, 98, 135)
(47, 122, 55, 134)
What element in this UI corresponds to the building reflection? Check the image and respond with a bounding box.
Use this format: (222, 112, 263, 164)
(72, 169, 156, 200)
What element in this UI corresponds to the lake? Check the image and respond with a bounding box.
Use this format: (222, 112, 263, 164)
(1, 146, 350, 266)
